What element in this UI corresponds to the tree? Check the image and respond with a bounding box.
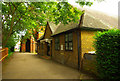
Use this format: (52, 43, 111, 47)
(2, 2, 82, 48)
(2, 1, 104, 48)
(76, 0, 104, 6)
(5, 32, 19, 52)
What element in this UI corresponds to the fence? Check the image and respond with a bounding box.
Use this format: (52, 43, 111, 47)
(0, 48, 8, 61)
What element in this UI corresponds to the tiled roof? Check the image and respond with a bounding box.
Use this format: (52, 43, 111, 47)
(52, 21, 79, 36)
(52, 10, 117, 36)
(84, 9, 118, 29)
(48, 22, 60, 34)
(37, 22, 60, 41)
(82, 13, 110, 29)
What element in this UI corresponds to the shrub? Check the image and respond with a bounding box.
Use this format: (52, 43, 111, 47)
(94, 29, 120, 79)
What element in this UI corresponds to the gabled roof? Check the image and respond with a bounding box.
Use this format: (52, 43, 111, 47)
(53, 21, 79, 36)
(52, 10, 117, 36)
(82, 12, 110, 29)
(84, 9, 118, 29)
(48, 22, 60, 34)
(82, 10, 118, 29)
(37, 22, 60, 41)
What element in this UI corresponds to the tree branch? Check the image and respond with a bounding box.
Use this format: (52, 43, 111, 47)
(13, 5, 35, 27)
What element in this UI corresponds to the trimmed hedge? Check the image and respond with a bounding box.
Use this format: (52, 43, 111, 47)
(94, 29, 120, 79)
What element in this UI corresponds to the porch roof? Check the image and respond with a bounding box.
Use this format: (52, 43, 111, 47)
(39, 38, 52, 43)
(37, 35, 44, 42)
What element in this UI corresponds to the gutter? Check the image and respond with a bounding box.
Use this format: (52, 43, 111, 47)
(77, 11, 84, 71)
(77, 28, 82, 71)
(77, 30, 80, 70)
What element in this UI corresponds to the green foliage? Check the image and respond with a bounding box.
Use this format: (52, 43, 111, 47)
(5, 33, 18, 48)
(76, 0, 104, 7)
(3, 1, 104, 47)
(94, 29, 120, 79)
(2, 2, 84, 47)
(76, 0, 93, 7)
(4, 33, 19, 54)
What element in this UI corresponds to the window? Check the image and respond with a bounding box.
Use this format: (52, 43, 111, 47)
(65, 32, 73, 51)
(55, 37, 60, 50)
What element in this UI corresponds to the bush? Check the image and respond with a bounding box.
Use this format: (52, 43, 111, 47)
(7, 47, 14, 58)
(94, 29, 120, 79)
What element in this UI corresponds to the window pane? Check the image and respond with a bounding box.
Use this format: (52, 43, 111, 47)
(55, 37, 60, 50)
(65, 34, 68, 42)
(69, 46, 73, 50)
(65, 43, 68, 50)
(70, 47, 73, 50)
(69, 42, 72, 47)
(66, 46, 68, 50)
(65, 43, 67, 47)
(69, 33, 73, 41)
(69, 42, 73, 50)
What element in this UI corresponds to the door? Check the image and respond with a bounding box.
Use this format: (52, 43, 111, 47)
(47, 42, 50, 56)
(26, 39, 30, 52)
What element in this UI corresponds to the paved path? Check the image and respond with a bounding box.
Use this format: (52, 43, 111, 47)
(2, 52, 81, 79)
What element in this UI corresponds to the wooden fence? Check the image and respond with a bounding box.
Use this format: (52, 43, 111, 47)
(0, 48, 8, 61)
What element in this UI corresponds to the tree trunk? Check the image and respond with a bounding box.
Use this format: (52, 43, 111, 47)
(2, 14, 15, 48)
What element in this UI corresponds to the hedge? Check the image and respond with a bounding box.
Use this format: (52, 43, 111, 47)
(94, 29, 120, 79)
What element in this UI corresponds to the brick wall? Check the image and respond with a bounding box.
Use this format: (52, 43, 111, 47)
(52, 31, 78, 69)
(81, 30, 98, 75)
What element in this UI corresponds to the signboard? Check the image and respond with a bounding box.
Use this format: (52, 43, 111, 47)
(84, 53, 96, 60)
(61, 45, 63, 50)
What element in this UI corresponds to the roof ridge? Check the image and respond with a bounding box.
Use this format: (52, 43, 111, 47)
(53, 22, 61, 34)
(48, 22, 61, 34)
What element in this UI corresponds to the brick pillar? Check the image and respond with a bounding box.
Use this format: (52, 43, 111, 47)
(32, 39, 34, 53)
(21, 40, 26, 52)
(32, 40, 35, 53)
(30, 36, 33, 53)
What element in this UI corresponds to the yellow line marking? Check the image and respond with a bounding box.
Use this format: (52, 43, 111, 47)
(0, 49, 6, 52)
(0, 54, 8, 61)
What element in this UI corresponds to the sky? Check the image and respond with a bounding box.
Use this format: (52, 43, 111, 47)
(68, 0, 119, 18)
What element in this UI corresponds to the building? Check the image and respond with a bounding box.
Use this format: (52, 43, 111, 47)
(37, 22, 60, 56)
(20, 27, 44, 53)
(20, 36, 36, 53)
(37, 10, 117, 70)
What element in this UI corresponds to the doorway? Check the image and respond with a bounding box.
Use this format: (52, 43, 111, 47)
(26, 39, 30, 52)
(47, 42, 50, 56)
